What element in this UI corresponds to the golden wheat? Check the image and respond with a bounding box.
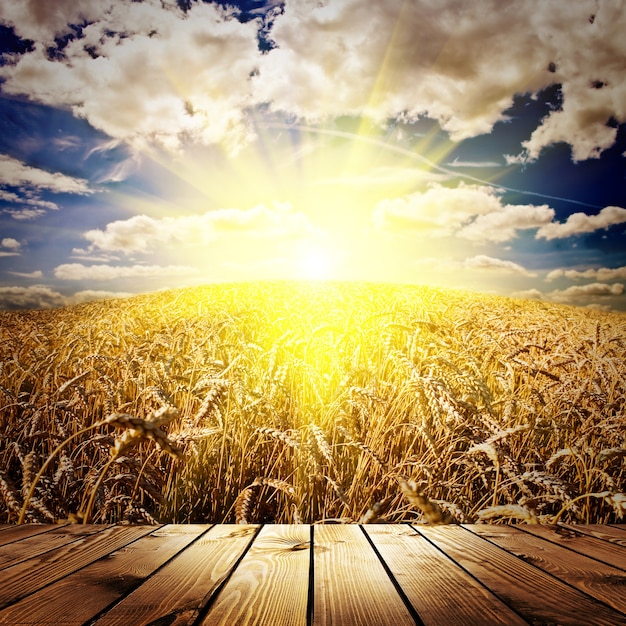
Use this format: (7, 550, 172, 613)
(0, 281, 624, 524)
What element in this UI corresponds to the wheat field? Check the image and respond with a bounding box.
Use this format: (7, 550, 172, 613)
(0, 281, 624, 525)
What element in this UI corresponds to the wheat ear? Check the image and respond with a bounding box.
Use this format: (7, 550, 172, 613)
(17, 421, 105, 524)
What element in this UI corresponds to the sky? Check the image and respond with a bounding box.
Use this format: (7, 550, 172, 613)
(0, 0, 625, 311)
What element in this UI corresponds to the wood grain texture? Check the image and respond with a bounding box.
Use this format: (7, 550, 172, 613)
(0, 524, 207, 625)
(92, 524, 258, 626)
(201, 524, 310, 626)
(313, 524, 416, 626)
(0, 523, 68, 548)
(364, 524, 527, 626)
(0, 524, 623, 625)
(0, 524, 154, 610)
(519, 523, 626, 570)
(557, 523, 626, 549)
(417, 524, 626, 626)
(0, 523, 106, 570)
(466, 524, 626, 614)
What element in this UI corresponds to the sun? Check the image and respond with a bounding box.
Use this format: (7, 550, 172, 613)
(296, 244, 336, 280)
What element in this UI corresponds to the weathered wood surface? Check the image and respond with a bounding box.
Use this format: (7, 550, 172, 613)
(0, 524, 623, 625)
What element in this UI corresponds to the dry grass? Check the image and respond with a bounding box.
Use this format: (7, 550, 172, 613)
(0, 281, 624, 524)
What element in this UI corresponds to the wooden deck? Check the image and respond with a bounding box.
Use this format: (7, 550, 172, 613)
(0, 523, 624, 625)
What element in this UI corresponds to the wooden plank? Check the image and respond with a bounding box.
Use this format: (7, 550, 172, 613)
(201, 525, 310, 626)
(0, 523, 69, 548)
(364, 524, 527, 626)
(558, 523, 626, 548)
(0, 524, 207, 626)
(313, 524, 416, 626)
(91, 524, 258, 626)
(0, 523, 622, 625)
(467, 524, 626, 614)
(0, 523, 107, 570)
(0, 524, 155, 609)
(417, 524, 626, 626)
(520, 523, 626, 571)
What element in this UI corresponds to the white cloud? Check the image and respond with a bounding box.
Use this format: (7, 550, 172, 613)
(2, 0, 624, 159)
(0, 2, 261, 153)
(545, 269, 564, 282)
(53, 263, 199, 281)
(373, 183, 502, 236)
(255, 0, 545, 138)
(548, 282, 625, 303)
(447, 159, 502, 168)
(0, 154, 91, 194)
(52, 135, 84, 151)
(511, 288, 544, 301)
(375, 185, 626, 245)
(0, 190, 19, 203)
(373, 183, 554, 243)
(256, 0, 626, 159)
(546, 265, 626, 282)
(464, 255, 537, 277)
(0, 237, 20, 256)
(0, 0, 112, 42)
(86, 140, 141, 184)
(412, 254, 538, 279)
(7, 270, 43, 278)
(0, 285, 68, 309)
(3, 208, 48, 220)
(83, 202, 319, 254)
(0, 283, 133, 309)
(84, 215, 164, 255)
(0, 189, 59, 210)
(458, 204, 554, 243)
(1, 237, 20, 250)
(536, 206, 626, 240)
(70, 250, 119, 263)
(512, 2, 626, 163)
(511, 108, 619, 163)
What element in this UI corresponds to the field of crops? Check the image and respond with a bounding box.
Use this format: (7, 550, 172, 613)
(1, 281, 624, 525)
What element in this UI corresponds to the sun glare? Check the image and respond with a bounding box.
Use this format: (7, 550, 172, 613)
(297, 245, 336, 280)
(152, 117, 460, 287)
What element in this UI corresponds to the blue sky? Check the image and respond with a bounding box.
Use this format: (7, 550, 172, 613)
(0, 0, 625, 310)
